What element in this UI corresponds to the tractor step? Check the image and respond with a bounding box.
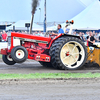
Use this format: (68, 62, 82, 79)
(0, 48, 7, 55)
(35, 54, 50, 62)
(28, 54, 51, 62)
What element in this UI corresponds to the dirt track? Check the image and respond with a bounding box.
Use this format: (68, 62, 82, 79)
(0, 79, 100, 100)
(0, 59, 100, 74)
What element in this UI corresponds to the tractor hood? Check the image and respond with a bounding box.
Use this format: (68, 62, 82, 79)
(9, 32, 52, 44)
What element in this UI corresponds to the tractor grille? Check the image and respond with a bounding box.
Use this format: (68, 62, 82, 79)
(8, 37, 11, 46)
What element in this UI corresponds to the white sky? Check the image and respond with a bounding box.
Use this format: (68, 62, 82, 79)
(0, 0, 95, 22)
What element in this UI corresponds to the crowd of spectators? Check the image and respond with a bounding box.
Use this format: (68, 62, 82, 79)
(0, 30, 46, 42)
(31, 30, 100, 43)
(0, 29, 100, 44)
(15, 31, 45, 37)
(73, 31, 100, 43)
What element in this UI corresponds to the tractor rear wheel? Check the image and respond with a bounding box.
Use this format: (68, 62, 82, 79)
(11, 46, 28, 63)
(2, 54, 16, 65)
(50, 37, 87, 70)
(49, 37, 65, 69)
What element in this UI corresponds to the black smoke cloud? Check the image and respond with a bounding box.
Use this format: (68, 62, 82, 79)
(32, 0, 40, 14)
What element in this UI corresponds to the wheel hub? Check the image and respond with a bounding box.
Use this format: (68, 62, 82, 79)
(66, 52, 70, 56)
(16, 50, 25, 59)
(7, 54, 13, 61)
(9, 55, 12, 58)
(18, 53, 21, 56)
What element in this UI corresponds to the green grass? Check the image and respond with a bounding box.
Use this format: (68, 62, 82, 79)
(0, 73, 100, 79)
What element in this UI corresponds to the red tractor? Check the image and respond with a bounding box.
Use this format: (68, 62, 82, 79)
(0, 21, 87, 70)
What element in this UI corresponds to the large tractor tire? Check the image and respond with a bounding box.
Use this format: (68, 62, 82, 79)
(50, 37, 87, 70)
(11, 46, 28, 63)
(39, 61, 53, 68)
(2, 54, 16, 65)
(49, 37, 66, 69)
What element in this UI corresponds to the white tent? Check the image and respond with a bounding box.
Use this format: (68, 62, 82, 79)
(79, 0, 96, 6)
(47, 26, 57, 31)
(6, 20, 43, 31)
(76, 27, 99, 30)
(60, 0, 100, 30)
(71, 0, 100, 29)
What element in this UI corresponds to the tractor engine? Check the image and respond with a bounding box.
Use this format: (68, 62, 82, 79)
(22, 41, 50, 61)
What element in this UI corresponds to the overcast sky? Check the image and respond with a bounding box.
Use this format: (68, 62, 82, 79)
(0, 0, 95, 22)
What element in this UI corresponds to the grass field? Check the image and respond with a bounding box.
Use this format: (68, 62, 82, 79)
(0, 73, 100, 79)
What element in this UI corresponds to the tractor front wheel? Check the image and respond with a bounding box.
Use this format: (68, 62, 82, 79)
(2, 54, 16, 65)
(11, 46, 28, 63)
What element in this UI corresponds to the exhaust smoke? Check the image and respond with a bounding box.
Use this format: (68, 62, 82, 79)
(30, 0, 40, 34)
(32, 0, 39, 14)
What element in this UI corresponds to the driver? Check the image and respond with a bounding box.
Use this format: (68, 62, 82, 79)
(52, 24, 64, 36)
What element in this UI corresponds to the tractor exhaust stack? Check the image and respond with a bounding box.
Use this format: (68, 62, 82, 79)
(30, 14, 34, 34)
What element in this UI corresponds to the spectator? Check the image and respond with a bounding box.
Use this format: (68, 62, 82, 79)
(0, 32, 2, 42)
(79, 32, 85, 42)
(87, 31, 95, 47)
(25, 31, 28, 34)
(94, 32, 99, 42)
(65, 29, 70, 34)
(92, 31, 95, 37)
(34, 31, 40, 36)
(65, 25, 69, 34)
(65, 30, 68, 34)
(86, 31, 89, 36)
(73, 31, 78, 36)
(21, 31, 24, 33)
(84, 31, 89, 41)
(39, 31, 44, 36)
(98, 33, 100, 42)
(32, 32, 35, 35)
(2, 31, 7, 42)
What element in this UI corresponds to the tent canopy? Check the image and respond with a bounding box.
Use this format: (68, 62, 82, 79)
(6, 20, 43, 31)
(71, 0, 100, 29)
(60, 0, 100, 30)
